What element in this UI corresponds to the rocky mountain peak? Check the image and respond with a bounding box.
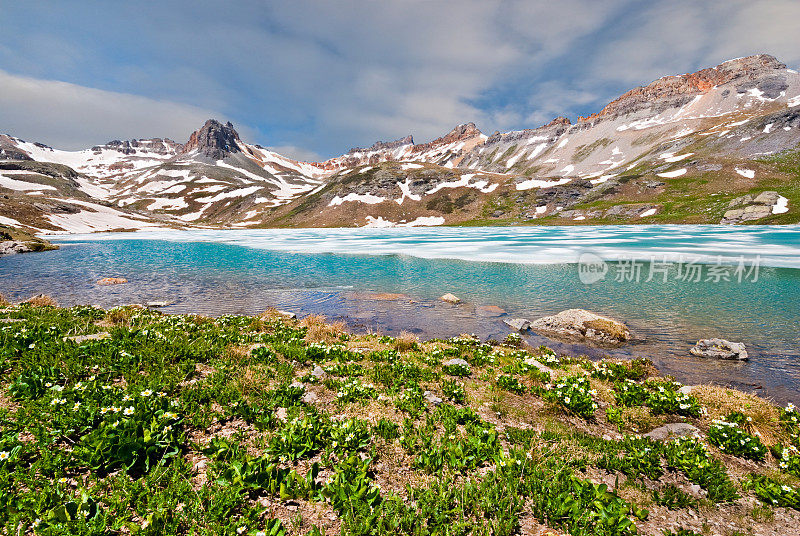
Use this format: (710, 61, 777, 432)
(346, 134, 414, 155)
(584, 54, 788, 121)
(441, 122, 482, 142)
(541, 116, 572, 128)
(410, 123, 484, 155)
(182, 119, 242, 159)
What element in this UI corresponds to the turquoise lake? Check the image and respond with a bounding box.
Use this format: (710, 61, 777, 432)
(2, 225, 799, 401)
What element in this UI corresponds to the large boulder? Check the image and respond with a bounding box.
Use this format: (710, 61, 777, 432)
(440, 293, 461, 304)
(530, 309, 631, 344)
(690, 338, 748, 360)
(722, 191, 785, 224)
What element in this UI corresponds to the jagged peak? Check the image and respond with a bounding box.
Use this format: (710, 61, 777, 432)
(182, 119, 242, 159)
(541, 116, 571, 128)
(347, 134, 414, 154)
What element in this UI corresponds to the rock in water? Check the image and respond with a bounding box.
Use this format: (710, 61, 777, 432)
(690, 338, 748, 360)
(504, 318, 531, 331)
(530, 309, 631, 344)
(146, 300, 173, 308)
(97, 277, 128, 286)
(440, 293, 461, 304)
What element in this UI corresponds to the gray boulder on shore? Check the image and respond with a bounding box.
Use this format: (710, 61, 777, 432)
(530, 308, 631, 344)
(690, 338, 748, 360)
(644, 423, 701, 441)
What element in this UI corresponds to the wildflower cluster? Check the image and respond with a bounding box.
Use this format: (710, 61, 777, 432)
(442, 362, 471, 377)
(548, 375, 598, 419)
(440, 378, 465, 403)
(745, 474, 800, 508)
(708, 416, 766, 461)
(335, 377, 378, 403)
(496, 374, 526, 395)
(306, 342, 359, 363)
(614, 379, 702, 417)
(663, 437, 738, 502)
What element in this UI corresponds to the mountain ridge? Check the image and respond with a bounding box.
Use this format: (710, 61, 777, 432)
(1, 54, 799, 233)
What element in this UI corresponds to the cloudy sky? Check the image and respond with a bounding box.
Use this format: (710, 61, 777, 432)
(1, 1, 799, 160)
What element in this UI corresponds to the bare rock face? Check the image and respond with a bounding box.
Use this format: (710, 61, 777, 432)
(182, 119, 242, 160)
(690, 338, 748, 360)
(347, 135, 414, 155)
(722, 191, 783, 223)
(530, 309, 631, 344)
(93, 138, 182, 156)
(411, 123, 482, 154)
(583, 54, 787, 120)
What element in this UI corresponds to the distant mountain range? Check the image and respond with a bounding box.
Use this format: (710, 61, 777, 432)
(1, 53, 799, 233)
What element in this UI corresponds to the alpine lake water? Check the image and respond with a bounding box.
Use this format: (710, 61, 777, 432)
(2, 225, 799, 402)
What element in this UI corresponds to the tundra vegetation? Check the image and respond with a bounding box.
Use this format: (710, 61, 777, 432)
(1, 302, 799, 535)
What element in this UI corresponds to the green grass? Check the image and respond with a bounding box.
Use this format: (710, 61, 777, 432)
(0, 304, 798, 535)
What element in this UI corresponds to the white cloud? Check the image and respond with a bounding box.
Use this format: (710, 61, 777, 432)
(0, 69, 218, 149)
(266, 145, 322, 163)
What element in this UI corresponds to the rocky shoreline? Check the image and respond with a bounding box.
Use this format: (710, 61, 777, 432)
(0, 224, 57, 256)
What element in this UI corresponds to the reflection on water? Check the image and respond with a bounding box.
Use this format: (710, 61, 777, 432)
(1, 228, 799, 403)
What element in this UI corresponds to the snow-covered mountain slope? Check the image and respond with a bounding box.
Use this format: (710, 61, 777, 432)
(0, 120, 327, 230)
(2, 54, 800, 232)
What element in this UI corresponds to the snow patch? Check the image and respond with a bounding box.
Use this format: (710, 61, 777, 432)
(788, 95, 800, 108)
(400, 163, 424, 170)
(426, 174, 498, 195)
(516, 177, 572, 191)
(734, 168, 755, 179)
(0, 215, 22, 226)
(590, 175, 616, 185)
(639, 208, 657, 218)
(657, 168, 687, 178)
(363, 215, 445, 228)
(763, 123, 774, 134)
(773, 196, 789, 214)
(195, 186, 263, 204)
(329, 193, 386, 206)
(396, 178, 422, 205)
(660, 152, 693, 163)
(0, 176, 57, 191)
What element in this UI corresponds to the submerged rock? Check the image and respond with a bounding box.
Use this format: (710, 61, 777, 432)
(440, 293, 461, 304)
(97, 277, 128, 286)
(146, 300, 173, 308)
(690, 338, 748, 360)
(530, 309, 631, 344)
(504, 318, 531, 331)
